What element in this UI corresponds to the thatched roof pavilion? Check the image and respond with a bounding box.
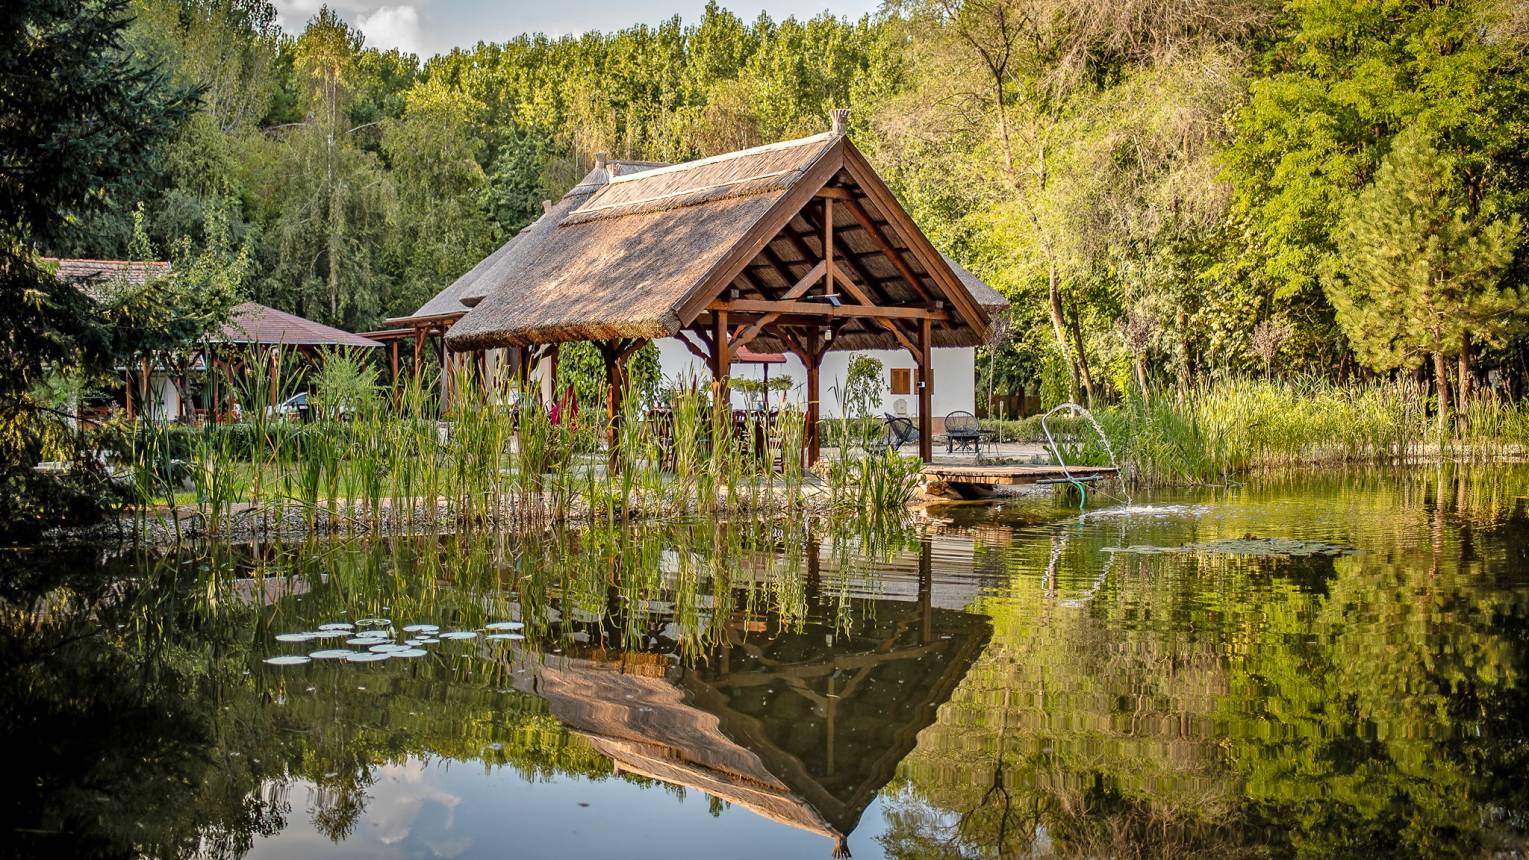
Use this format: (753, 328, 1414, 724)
(440, 112, 1009, 462)
(503, 539, 991, 857)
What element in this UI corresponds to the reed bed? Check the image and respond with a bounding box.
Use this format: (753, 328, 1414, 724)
(126, 348, 918, 541)
(1049, 377, 1529, 485)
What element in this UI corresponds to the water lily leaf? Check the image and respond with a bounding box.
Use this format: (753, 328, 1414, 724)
(345, 652, 389, 663)
(264, 655, 311, 665)
(310, 649, 354, 659)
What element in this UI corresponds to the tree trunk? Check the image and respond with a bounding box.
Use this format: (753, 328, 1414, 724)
(1175, 305, 1191, 401)
(1134, 353, 1149, 403)
(1068, 302, 1096, 407)
(1433, 349, 1452, 441)
(1457, 332, 1472, 410)
(1046, 262, 1081, 402)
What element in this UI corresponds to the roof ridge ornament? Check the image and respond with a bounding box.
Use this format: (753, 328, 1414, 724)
(830, 108, 849, 137)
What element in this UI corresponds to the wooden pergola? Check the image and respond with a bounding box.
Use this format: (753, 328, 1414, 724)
(441, 115, 1003, 464)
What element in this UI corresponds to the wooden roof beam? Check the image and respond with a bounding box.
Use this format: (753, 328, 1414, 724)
(795, 206, 895, 306)
(829, 260, 920, 355)
(708, 298, 950, 321)
(844, 197, 934, 303)
(840, 142, 988, 332)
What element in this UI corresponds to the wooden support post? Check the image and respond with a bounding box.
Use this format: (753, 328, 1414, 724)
(822, 197, 834, 297)
(543, 343, 560, 404)
(512, 345, 529, 389)
(918, 538, 933, 646)
(440, 333, 451, 413)
(805, 328, 821, 466)
(389, 340, 400, 398)
(124, 367, 134, 419)
(711, 309, 731, 400)
(917, 316, 933, 463)
(604, 342, 623, 469)
(267, 350, 278, 416)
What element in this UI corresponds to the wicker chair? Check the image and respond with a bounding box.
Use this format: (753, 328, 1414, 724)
(868, 414, 917, 454)
(944, 410, 985, 454)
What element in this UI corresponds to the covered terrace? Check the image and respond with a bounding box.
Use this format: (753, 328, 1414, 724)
(443, 112, 1002, 464)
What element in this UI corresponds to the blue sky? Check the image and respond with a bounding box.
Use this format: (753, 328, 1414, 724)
(272, 0, 883, 60)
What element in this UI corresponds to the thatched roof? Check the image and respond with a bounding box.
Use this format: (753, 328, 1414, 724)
(942, 254, 1009, 313)
(443, 131, 1007, 354)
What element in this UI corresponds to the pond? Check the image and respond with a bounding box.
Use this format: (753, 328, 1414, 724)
(4, 465, 1528, 859)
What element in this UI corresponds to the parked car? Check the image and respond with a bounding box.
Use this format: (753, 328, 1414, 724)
(266, 391, 312, 421)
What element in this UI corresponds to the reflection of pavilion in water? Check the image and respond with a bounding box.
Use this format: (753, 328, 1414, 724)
(512, 539, 993, 857)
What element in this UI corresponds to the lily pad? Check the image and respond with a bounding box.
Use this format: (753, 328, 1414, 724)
(484, 621, 524, 631)
(439, 631, 477, 640)
(347, 636, 389, 645)
(307, 630, 350, 639)
(274, 633, 313, 643)
(318, 623, 354, 631)
(310, 649, 354, 660)
(355, 618, 390, 626)
(485, 633, 524, 641)
(402, 624, 439, 633)
(369, 643, 410, 653)
(264, 655, 311, 666)
(345, 652, 389, 663)
(391, 648, 429, 658)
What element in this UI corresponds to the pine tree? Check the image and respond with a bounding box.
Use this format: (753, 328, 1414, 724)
(0, 0, 190, 534)
(1331, 127, 1520, 433)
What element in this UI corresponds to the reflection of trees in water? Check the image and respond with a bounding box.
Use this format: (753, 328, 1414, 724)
(0, 517, 922, 858)
(884, 466, 1529, 859)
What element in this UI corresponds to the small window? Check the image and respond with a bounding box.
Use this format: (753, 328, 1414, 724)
(889, 368, 912, 395)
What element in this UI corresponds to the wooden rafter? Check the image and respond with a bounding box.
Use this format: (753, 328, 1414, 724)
(829, 260, 920, 355)
(676, 331, 710, 362)
(840, 142, 987, 332)
(843, 197, 934, 303)
(795, 205, 894, 306)
(707, 298, 950, 321)
(728, 314, 781, 357)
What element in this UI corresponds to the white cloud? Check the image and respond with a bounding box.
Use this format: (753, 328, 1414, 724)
(357, 5, 426, 56)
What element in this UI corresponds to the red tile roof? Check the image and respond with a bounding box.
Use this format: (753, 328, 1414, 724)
(215, 302, 382, 348)
(736, 345, 786, 364)
(44, 257, 171, 295)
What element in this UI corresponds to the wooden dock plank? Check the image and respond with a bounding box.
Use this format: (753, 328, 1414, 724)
(921, 464, 1118, 487)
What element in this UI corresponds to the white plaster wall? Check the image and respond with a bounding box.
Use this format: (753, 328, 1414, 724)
(653, 337, 976, 419)
(146, 373, 182, 421)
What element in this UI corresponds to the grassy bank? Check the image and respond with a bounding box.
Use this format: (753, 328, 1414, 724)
(1028, 378, 1529, 485)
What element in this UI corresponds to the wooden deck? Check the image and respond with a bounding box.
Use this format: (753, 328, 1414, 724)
(921, 463, 1119, 500)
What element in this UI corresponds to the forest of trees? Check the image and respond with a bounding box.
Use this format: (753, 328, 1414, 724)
(19, 0, 1529, 404)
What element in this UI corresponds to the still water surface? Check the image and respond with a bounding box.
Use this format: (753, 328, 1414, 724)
(6, 465, 1529, 858)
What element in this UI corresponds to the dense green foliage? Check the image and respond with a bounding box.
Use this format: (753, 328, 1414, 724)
(1, 0, 194, 537)
(7, 0, 1529, 538)
(35, 0, 1522, 404)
